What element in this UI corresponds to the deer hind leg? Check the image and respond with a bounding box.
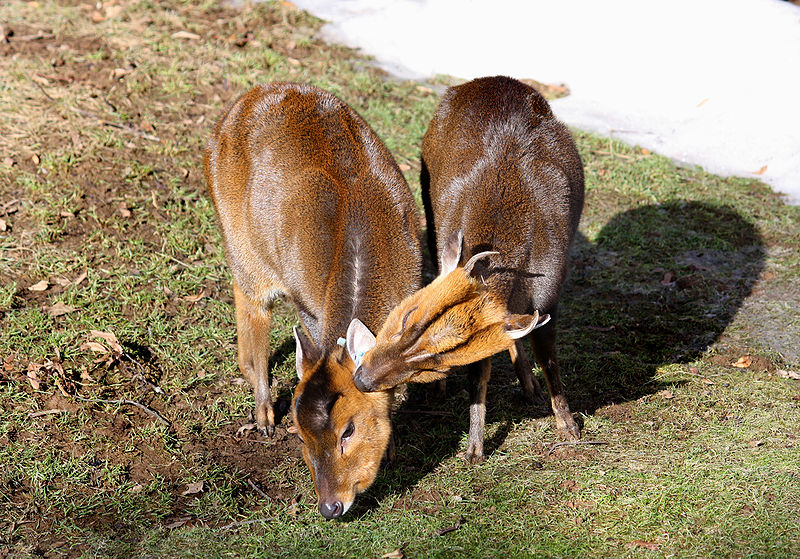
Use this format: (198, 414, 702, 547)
(464, 358, 491, 464)
(508, 339, 546, 404)
(530, 317, 580, 441)
(233, 280, 275, 436)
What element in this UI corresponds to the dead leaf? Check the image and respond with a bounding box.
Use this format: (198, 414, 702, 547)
(80, 341, 110, 353)
(171, 30, 201, 40)
(236, 423, 258, 436)
(566, 499, 595, 510)
(640, 148, 650, 155)
(72, 271, 88, 285)
(118, 202, 131, 218)
(91, 10, 105, 23)
(91, 330, 123, 354)
(398, 163, 411, 172)
(660, 271, 676, 285)
(111, 67, 130, 80)
(688, 366, 699, 375)
(46, 302, 76, 317)
(129, 483, 144, 494)
(28, 280, 49, 292)
(287, 57, 301, 66)
(382, 550, 405, 559)
(0, 157, 10, 166)
(31, 153, 40, 165)
(140, 120, 155, 133)
(0, 218, 6, 232)
(747, 439, 764, 448)
(732, 356, 753, 368)
(53, 277, 71, 287)
(164, 515, 192, 529)
(183, 289, 207, 303)
(658, 390, 674, 400)
(627, 540, 659, 551)
(777, 369, 800, 380)
(26, 363, 42, 390)
(558, 479, 579, 492)
(80, 366, 95, 383)
(701, 378, 716, 385)
(54, 378, 71, 397)
(286, 496, 300, 516)
(181, 481, 205, 496)
(753, 165, 767, 175)
(31, 74, 50, 86)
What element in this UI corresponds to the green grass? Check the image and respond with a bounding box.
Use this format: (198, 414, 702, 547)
(0, 1, 799, 557)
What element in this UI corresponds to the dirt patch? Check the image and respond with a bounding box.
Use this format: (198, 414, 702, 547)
(596, 402, 636, 422)
(709, 350, 776, 374)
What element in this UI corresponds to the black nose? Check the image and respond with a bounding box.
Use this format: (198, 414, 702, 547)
(353, 374, 368, 392)
(353, 368, 370, 392)
(319, 500, 343, 520)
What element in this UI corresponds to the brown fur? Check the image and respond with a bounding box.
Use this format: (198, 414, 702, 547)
(354, 76, 585, 462)
(204, 83, 422, 518)
(355, 264, 532, 390)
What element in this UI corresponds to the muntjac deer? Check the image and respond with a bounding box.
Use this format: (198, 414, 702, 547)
(204, 83, 422, 519)
(348, 76, 584, 463)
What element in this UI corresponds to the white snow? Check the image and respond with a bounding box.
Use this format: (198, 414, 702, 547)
(291, 0, 800, 204)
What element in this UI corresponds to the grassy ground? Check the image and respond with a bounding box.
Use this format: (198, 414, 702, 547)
(1, 1, 799, 557)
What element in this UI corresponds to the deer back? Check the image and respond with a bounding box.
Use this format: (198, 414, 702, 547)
(351, 76, 583, 392)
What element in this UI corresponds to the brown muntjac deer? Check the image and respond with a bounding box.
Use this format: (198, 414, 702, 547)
(349, 76, 584, 463)
(204, 83, 422, 519)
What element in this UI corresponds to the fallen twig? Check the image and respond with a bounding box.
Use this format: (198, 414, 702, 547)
(11, 32, 55, 42)
(30, 78, 56, 101)
(437, 516, 466, 536)
(66, 106, 160, 142)
(123, 353, 165, 394)
(247, 479, 271, 501)
(28, 408, 68, 418)
(548, 440, 608, 455)
(75, 395, 170, 426)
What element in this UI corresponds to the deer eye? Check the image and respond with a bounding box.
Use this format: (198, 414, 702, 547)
(340, 421, 355, 455)
(341, 421, 355, 441)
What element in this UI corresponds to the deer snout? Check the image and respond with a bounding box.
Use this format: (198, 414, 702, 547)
(319, 499, 344, 520)
(352, 366, 373, 392)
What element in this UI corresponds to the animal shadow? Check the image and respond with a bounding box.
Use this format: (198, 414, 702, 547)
(353, 200, 764, 515)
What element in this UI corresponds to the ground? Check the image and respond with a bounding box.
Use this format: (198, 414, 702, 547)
(0, 1, 799, 558)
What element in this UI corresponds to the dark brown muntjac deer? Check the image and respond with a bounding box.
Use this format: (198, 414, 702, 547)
(204, 83, 422, 519)
(350, 76, 585, 463)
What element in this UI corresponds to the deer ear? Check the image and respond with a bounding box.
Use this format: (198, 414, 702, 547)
(293, 326, 320, 381)
(440, 230, 463, 276)
(346, 318, 376, 368)
(504, 311, 550, 339)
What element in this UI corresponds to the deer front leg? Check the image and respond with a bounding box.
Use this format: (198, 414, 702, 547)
(464, 358, 491, 464)
(509, 339, 546, 404)
(531, 319, 579, 440)
(233, 281, 275, 437)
